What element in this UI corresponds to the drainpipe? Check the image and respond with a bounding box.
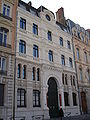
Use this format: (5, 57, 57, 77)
(13, 9, 18, 120)
(71, 36, 82, 115)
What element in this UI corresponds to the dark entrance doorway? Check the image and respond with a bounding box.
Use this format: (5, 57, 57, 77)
(47, 77, 59, 118)
(81, 92, 87, 114)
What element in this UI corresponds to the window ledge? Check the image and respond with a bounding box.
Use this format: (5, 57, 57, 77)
(19, 53, 27, 57)
(33, 34, 39, 38)
(19, 28, 27, 34)
(33, 57, 39, 61)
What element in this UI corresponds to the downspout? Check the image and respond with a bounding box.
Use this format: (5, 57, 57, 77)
(13, 7, 18, 120)
(71, 35, 82, 115)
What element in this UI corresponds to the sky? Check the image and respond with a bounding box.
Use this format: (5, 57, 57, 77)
(24, 0, 90, 30)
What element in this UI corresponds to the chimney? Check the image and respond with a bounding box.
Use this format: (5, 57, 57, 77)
(28, 1, 32, 6)
(56, 7, 66, 26)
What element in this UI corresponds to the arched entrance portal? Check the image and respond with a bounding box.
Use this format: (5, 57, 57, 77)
(47, 77, 59, 118)
(81, 92, 87, 114)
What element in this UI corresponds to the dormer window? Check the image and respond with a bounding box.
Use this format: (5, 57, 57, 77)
(46, 14, 51, 21)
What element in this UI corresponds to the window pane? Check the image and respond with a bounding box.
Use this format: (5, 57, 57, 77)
(0, 84, 4, 106)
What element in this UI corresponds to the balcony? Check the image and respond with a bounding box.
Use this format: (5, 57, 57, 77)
(0, 42, 11, 48)
(0, 13, 12, 21)
(0, 70, 7, 75)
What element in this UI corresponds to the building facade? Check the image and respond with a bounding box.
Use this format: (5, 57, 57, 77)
(15, 1, 80, 119)
(67, 20, 90, 114)
(0, 0, 17, 120)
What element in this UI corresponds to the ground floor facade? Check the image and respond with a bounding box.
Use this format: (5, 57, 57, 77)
(15, 59, 80, 120)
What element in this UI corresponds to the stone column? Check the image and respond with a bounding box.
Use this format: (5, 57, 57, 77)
(61, 88, 65, 108)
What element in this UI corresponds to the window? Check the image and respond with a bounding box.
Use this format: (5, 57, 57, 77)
(81, 35, 84, 42)
(0, 28, 8, 47)
(0, 84, 4, 106)
(87, 69, 90, 81)
(79, 68, 83, 80)
(17, 89, 26, 107)
(33, 23, 38, 35)
(64, 92, 69, 106)
(23, 65, 26, 79)
(3, 4, 10, 17)
(20, 18, 26, 30)
(65, 74, 68, 85)
(59, 37, 63, 46)
(61, 55, 65, 65)
(47, 31, 52, 41)
(84, 52, 88, 63)
(70, 75, 72, 85)
(37, 68, 40, 81)
(33, 90, 40, 107)
(19, 40, 26, 54)
(48, 50, 53, 62)
(46, 14, 51, 21)
(17, 64, 21, 78)
(62, 73, 64, 84)
(32, 67, 35, 80)
(73, 76, 75, 86)
(72, 93, 77, 106)
(76, 48, 80, 60)
(33, 45, 39, 58)
(69, 57, 73, 68)
(67, 40, 71, 49)
(0, 57, 6, 72)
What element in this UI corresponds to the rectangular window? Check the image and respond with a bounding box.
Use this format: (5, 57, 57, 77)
(33, 23, 38, 35)
(33, 90, 40, 107)
(0, 57, 6, 72)
(33, 45, 38, 58)
(67, 40, 71, 49)
(73, 76, 75, 86)
(76, 48, 80, 60)
(79, 68, 83, 80)
(19, 40, 26, 54)
(61, 55, 65, 65)
(60, 37, 63, 46)
(0, 28, 7, 47)
(72, 93, 77, 106)
(20, 18, 26, 30)
(17, 89, 26, 107)
(64, 92, 69, 106)
(48, 50, 53, 62)
(3, 4, 10, 17)
(0, 84, 4, 106)
(47, 31, 52, 41)
(70, 75, 72, 85)
(69, 57, 73, 67)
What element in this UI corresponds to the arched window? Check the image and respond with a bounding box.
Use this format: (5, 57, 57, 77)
(17, 64, 21, 78)
(79, 67, 83, 80)
(84, 52, 88, 63)
(23, 65, 26, 79)
(32, 67, 35, 80)
(37, 68, 40, 81)
(76, 48, 80, 60)
(87, 69, 90, 81)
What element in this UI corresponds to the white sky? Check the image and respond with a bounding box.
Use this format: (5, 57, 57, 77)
(24, 0, 90, 30)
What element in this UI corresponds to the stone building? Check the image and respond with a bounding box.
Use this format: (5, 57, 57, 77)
(67, 20, 90, 114)
(15, 1, 80, 119)
(0, 0, 18, 120)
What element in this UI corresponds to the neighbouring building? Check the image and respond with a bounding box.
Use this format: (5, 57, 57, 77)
(67, 20, 90, 114)
(0, 0, 18, 120)
(15, 1, 80, 119)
